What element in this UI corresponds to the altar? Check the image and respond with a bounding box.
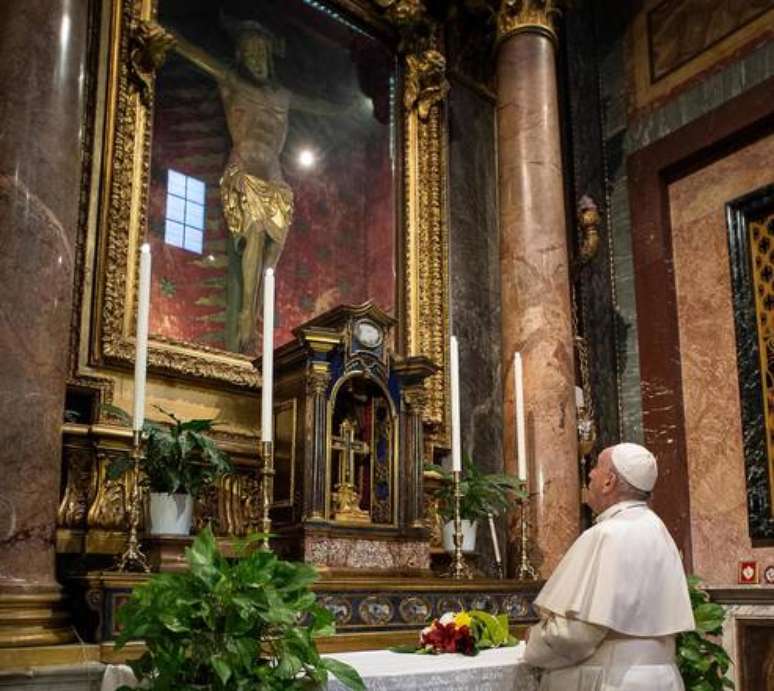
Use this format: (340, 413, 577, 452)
(101, 646, 539, 691)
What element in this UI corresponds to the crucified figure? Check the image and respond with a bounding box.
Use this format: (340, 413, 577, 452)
(167, 21, 294, 354)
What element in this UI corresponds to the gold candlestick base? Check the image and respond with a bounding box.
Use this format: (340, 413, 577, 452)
(259, 440, 274, 550)
(445, 470, 474, 580)
(115, 430, 150, 573)
(517, 492, 537, 581)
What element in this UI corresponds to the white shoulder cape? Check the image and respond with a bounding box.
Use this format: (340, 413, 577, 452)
(534, 501, 695, 636)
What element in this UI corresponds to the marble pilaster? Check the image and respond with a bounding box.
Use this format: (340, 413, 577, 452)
(495, 3, 580, 576)
(0, 0, 88, 645)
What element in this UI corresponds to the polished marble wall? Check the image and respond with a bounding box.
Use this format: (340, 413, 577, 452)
(669, 133, 774, 584)
(590, 2, 774, 442)
(447, 79, 504, 575)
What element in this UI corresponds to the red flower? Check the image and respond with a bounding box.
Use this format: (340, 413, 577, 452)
(421, 621, 476, 655)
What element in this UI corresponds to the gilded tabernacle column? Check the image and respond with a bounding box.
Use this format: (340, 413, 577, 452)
(495, 1, 580, 576)
(0, 0, 88, 645)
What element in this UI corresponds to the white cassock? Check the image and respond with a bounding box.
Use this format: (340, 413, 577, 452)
(524, 500, 695, 690)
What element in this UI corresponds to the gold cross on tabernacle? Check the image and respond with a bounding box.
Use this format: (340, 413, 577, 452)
(331, 419, 370, 487)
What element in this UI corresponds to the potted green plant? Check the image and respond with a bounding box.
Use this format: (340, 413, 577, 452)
(114, 527, 365, 690)
(107, 405, 233, 536)
(677, 576, 734, 690)
(430, 457, 525, 553)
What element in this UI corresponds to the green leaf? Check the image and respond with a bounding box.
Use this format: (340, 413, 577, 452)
(210, 654, 232, 686)
(106, 456, 134, 481)
(321, 658, 366, 691)
(100, 403, 132, 425)
(389, 644, 420, 654)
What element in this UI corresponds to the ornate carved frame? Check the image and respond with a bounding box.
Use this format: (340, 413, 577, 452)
(91, 0, 451, 443)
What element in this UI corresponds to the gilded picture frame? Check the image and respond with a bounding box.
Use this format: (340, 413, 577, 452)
(90, 0, 451, 442)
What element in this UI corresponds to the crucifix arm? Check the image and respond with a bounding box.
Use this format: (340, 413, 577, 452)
(290, 91, 360, 118)
(165, 26, 231, 82)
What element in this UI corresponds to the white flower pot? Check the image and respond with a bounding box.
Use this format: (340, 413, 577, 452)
(148, 492, 193, 535)
(442, 519, 478, 553)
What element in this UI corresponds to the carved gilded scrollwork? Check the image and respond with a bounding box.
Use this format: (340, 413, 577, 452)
(193, 481, 221, 534)
(404, 51, 450, 121)
(86, 451, 131, 531)
(57, 443, 97, 529)
(372, 0, 426, 27)
(404, 74, 450, 443)
(128, 19, 175, 107)
(496, 0, 561, 44)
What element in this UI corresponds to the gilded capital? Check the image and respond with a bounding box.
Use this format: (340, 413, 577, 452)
(308, 362, 332, 397)
(496, 0, 561, 46)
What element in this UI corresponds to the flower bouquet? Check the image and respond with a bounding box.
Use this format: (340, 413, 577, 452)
(392, 610, 518, 657)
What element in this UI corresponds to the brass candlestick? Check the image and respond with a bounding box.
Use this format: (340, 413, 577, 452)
(116, 430, 150, 573)
(517, 492, 537, 581)
(447, 469, 473, 579)
(259, 440, 274, 549)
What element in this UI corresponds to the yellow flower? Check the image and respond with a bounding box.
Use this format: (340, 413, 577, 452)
(453, 611, 472, 629)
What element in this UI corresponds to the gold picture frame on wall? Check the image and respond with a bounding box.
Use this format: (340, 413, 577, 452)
(89, 0, 450, 444)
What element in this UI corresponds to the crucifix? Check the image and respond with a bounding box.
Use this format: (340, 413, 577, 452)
(331, 418, 371, 523)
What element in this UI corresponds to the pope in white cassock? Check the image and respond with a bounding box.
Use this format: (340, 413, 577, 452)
(523, 443, 695, 690)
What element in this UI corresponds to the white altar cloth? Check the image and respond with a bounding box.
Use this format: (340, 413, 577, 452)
(325, 644, 538, 691)
(100, 644, 538, 691)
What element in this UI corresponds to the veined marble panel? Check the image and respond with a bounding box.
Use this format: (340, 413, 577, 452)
(669, 132, 774, 584)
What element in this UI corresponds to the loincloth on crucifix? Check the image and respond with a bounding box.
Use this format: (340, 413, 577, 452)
(220, 163, 293, 351)
(221, 164, 293, 241)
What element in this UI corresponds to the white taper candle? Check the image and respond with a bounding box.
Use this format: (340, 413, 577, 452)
(514, 352, 527, 481)
(575, 385, 585, 411)
(261, 268, 275, 442)
(132, 243, 151, 432)
(488, 513, 501, 563)
(450, 335, 462, 472)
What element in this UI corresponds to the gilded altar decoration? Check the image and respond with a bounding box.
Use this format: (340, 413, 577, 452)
(331, 419, 372, 523)
(372, 0, 427, 27)
(496, 0, 561, 44)
(128, 19, 175, 106)
(57, 440, 97, 529)
(404, 50, 450, 122)
(575, 195, 600, 270)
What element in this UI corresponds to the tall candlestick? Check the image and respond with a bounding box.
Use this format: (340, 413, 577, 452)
(261, 268, 275, 442)
(514, 352, 527, 480)
(132, 243, 151, 432)
(450, 335, 462, 472)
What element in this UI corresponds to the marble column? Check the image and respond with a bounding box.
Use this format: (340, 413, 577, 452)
(495, 2, 580, 577)
(0, 0, 88, 646)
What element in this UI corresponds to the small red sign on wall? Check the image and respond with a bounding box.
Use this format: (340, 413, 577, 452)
(738, 561, 759, 585)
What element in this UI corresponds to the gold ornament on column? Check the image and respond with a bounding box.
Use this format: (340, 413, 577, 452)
(496, 0, 562, 45)
(404, 50, 450, 121)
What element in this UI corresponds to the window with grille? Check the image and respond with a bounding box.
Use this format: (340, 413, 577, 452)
(164, 169, 205, 254)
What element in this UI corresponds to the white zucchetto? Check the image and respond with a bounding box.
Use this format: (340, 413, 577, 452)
(611, 442, 658, 492)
